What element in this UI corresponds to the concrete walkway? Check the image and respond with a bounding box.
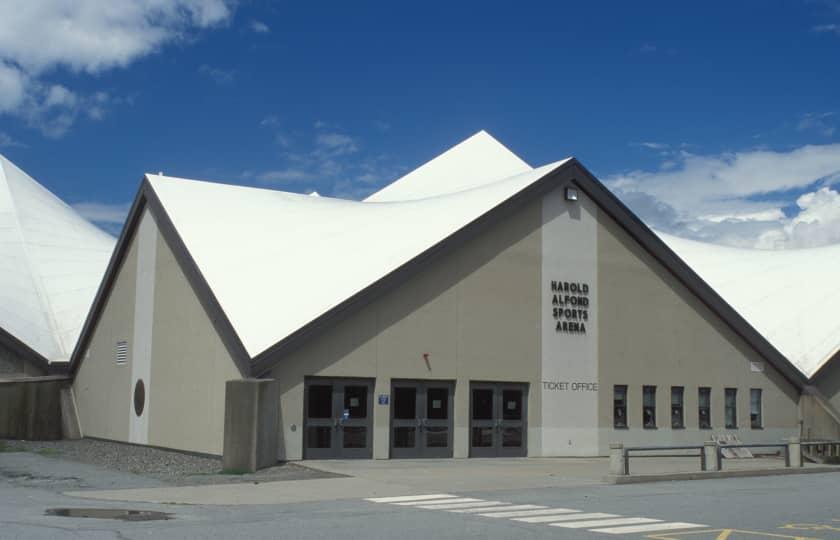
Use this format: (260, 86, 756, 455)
(64, 455, 837, 506)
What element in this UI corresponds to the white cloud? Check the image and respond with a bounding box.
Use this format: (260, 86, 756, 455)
(0, 131, 24, 148)
(0, 62, 27, 112)
(250, 20, 270, 33)
(635, 141, 670, 150)
(0, 0, 234, 136)
(607, 144, 840, 249)
(756, 187, 840, 248)
(72, 201, 131, 224)
(315, 132, 358, 156)
(256, 169, 314, 183)
(609, 144, 840, 217)
(797, 112, 836, 137)
(198, 64, 235, 84)
(813, 23, 840, 35)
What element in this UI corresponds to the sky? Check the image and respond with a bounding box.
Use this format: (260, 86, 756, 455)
(1, 1, 839, 248)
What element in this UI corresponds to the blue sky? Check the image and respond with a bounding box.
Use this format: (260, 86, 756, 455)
(1, 1, 840, 247)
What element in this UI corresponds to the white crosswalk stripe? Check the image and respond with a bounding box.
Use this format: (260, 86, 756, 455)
(477, 508, 579, 518)
(444, 502, 510, 512)
(513, 512, 619, 524)
(394, 497, 480, 506)
(591, 521, 707, 534)
(364, 493, 707, 535)
(365, 494, 456, 503)
(416, 501, 504, 510)
(453, 504, 545, 514)
(550, 517, 662, 529)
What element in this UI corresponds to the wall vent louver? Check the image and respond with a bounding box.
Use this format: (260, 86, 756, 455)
(116, 340, 128, 365)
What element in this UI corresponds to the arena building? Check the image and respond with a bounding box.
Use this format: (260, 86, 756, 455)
(67, 132, 840, 465)
(0, 155, 114, 377)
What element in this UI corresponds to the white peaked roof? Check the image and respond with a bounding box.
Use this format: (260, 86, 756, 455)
(0, 155, 115, 364)
(365, 130, 533, 202)
(659, 232, 840, 378)
(148, 157, 570, 358)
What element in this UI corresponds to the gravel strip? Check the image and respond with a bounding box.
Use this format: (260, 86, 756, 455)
(1, 438, 345, 486)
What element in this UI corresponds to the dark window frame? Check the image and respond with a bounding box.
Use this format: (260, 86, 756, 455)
(725, 388, 738, 429)
(643, 385, 657, 429)
(671, 386, 685, 429)
(698, 387, 712, 429)
(613, 385, 628, 429)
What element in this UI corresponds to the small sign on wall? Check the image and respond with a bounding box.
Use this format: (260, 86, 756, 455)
(750, 361, 765, 373)
(378, 394, 390, 405)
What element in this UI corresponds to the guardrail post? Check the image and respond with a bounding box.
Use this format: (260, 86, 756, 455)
(704, 441, 720, 471)
(788, 437, 802, 468)
(610, 443, 626, 475)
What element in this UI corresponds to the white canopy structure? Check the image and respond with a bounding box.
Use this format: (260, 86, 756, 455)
(148, 156, 570, 358)
(0, 155, 115, 365)
(72, 131, 839, 383)
(658, 233, 840, 379)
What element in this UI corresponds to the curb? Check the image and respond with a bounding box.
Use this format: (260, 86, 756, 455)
(605, 466, 840, 484)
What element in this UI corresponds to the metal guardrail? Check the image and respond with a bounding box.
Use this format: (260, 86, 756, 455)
(800, 440, 840, 462)
(622, 445, 706, 475)
(715, 443, 788, 470)
(615, 440, 805, 476)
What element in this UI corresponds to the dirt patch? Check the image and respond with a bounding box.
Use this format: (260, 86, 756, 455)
(1, 438, 345, 486)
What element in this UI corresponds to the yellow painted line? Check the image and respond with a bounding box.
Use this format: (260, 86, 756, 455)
(646, 528, 820, 540)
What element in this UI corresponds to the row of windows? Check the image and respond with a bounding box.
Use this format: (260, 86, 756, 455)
(613, 386, 763, 430)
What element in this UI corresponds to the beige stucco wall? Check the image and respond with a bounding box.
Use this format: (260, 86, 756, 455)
(596, 213, 801, 451)
(148, 221, 242, 455)
(73, 227, 138, 442)
(73, 207, 240, 455)
(269, 197, 543, 460)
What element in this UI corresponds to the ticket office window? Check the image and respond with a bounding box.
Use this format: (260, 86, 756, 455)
(613, 385, 628, 429)
(642, 386, 657, 429)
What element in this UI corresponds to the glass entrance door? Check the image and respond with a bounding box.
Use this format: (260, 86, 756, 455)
(304, 378, 373, 459)
(390, 381, 454, 458)
(470, 382, 527, 457)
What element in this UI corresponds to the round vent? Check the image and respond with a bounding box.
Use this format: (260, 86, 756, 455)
(133, 379, 145, 417)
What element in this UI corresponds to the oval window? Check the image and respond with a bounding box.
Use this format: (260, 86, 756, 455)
(134, 379, 145, 417)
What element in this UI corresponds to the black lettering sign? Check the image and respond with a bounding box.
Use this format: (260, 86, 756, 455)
(542, 381, 599, 392)
(549, 279, 591, 334)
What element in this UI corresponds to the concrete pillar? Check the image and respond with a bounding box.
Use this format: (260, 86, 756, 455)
(703, 441, 720, 471)
(788, 437, 802, 468)
(59, 385, 82, 439)
(609, 443, 626, 475)
(223, 379, 279, 473)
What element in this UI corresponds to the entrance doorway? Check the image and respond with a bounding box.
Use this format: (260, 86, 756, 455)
(470, 382, 528, 457)
(390, 380, 454, 458)
(304, 378, 373, 459)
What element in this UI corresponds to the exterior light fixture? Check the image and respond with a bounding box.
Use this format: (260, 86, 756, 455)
(565, 187, 579, 201)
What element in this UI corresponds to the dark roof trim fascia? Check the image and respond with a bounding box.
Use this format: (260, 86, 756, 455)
(69, 178, 252, 378)
(253, 159, 807, 390)
(142, 180, 252, 377)
(68, 181, 147, 375)
(252, 161, 579, 375)
(809, 349, 840, 383)
(570, 161, 808, 389)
